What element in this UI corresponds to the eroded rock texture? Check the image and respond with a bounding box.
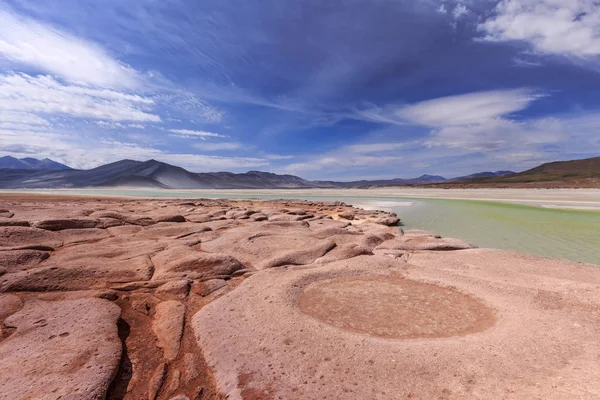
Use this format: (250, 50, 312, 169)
(0, 195, 404, 399)
(2, 194, 598, 400)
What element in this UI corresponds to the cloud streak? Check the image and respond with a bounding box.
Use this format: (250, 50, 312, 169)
(169, 129, 227, 139)
(0, 6, 139, 88)
(0, 73, 160, 122)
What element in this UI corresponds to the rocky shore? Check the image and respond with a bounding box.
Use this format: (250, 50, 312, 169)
(1, 194, 599, 399)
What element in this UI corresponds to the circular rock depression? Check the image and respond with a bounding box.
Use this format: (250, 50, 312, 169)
(299, 275, 495, 339)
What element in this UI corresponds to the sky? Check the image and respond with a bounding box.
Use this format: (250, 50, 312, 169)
(0, 0, 599, 180)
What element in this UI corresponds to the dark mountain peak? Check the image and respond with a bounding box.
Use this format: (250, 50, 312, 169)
(417, 174, 446, 181)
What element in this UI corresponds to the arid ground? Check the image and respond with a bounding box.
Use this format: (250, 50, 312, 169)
(1, 194, 599, 399)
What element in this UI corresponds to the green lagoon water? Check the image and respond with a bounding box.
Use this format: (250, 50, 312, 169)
(395, 199, 600, 265)
(6, 189, 600, 265)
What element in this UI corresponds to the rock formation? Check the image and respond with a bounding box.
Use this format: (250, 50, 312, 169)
(1, 194, 599, 399)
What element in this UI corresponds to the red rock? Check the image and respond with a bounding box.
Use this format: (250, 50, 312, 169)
(191, 279, 227, 297)
(32, 218, 99, 231)
(0, 249, 50, 272)
(0, 298, 121, 399)
(152, 301, 185, 361)
(156, 279, 191, 300)
(0, 226, 63, 249)
(148, 362, 168, 400)
(155, 214, 187, 223)
(0, 220, 29, 227)
(152, 245, 244, 280)
(0, 293, 22, 321)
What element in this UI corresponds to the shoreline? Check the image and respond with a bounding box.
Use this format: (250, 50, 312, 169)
(3, 187, 600, 211)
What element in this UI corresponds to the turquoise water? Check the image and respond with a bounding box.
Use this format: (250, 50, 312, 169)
(4, 189, 599, 265)
(395, 199, 600, 265)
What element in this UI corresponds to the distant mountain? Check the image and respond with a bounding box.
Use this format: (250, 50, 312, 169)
(1, 156, 597, 189)
(451, 170, 515, 181)
(0, 156, 71, 171)
(0, 159, 318, 189)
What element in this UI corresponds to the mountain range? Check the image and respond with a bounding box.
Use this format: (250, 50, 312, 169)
(0, 157, 519, 189)
(0, 156, 72, 171)
(3, 155, 597, 189)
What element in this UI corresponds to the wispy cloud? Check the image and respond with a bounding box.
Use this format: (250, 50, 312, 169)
(0, 73, 160, 122)
(0, 6, 139, 88)
(191, 142, 242, 151)
(169, 129, 227, 139)
(396, 89, 541, 126)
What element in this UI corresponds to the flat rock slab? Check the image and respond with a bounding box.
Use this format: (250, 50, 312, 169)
(194, 251, 600, 399)
(0, 298, 122, 399)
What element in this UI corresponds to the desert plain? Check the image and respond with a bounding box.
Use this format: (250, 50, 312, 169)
(0, 192, 599, 400)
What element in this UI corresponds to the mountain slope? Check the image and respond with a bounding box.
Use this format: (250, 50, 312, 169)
(0, 156, 71, 170)
(430, 157, 600, 188)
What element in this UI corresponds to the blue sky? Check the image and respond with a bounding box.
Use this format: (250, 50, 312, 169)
(0, 0, 599, 180)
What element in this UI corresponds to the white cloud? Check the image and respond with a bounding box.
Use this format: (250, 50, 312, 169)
(452, 4, 468, 19)
(396, 89, 541, 126)
(343, 142, 415, 154)
(479, 0, 600, 57)
(512, 57, 543, 67)
(0, 73, 160, 122)
(0, 7, 139, 88)
(169, 129, 227, 139)
(425, 118, 566, 151)
(191, 142, 242, 151)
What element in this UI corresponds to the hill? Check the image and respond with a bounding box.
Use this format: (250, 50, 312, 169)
(431, 157, 600, 188)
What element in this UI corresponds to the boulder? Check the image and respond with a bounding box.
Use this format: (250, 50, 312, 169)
(155, 214, 186, 223)
(33, 218, 99, 231)
(148, 362, 168, 400)
(0, 254, 154, 292)
(0, 249, 50, 272)
(0, 226, 63, 249)
(0, 211, 14, 218)
(156, 279, 191, 300)
(0, 220, 29, 227)
(151, 246, 244, 280)
(0, 298, 121, 399)
(152, 301, 185, 361)
(191, 279, 227, 297)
